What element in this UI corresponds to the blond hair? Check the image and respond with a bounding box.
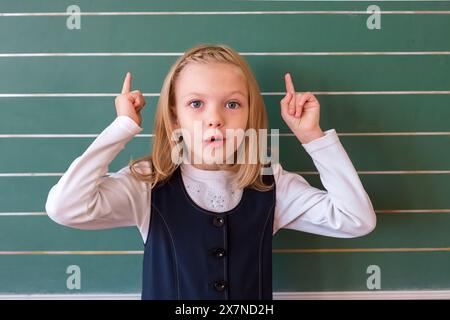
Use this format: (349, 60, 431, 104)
(129, 43, 274, 191)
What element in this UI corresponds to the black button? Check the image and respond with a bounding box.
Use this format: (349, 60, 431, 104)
(212, 248, 226, 258)
(213, 216, 225, 227)
(213, 280, 228, 292)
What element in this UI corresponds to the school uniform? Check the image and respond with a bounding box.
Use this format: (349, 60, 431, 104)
(45, 115, 377, 299)
(143, 165, 275, 300)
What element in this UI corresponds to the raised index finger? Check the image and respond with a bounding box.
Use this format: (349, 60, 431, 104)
(284, 73, 296, 93)
(121, 72, 132, 94)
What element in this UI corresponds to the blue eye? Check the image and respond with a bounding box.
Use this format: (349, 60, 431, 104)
(189, 100, 203, 109)
(227, 101, 241, 109)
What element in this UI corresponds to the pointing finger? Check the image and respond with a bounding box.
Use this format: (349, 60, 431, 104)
(121, 72, 132, 94)
(284, 73, 296, 93)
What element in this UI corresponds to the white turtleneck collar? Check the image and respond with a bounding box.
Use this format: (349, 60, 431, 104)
(179, 163, 243, 212)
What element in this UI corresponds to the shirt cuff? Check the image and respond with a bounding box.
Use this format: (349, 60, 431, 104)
(301, 129, 339, 154)
(114, 115, 143, 136)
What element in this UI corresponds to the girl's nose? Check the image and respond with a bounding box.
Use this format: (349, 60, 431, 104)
(207, 109, 224, 128)
(208, 119, 223, 128)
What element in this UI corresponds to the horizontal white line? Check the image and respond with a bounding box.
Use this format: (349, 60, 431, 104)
(248, 0, 450, 1)
(1, 170, 450, 178)
(0, 134, 144, 138)
(0, 93, 132, 97)
(359, 170, 450, 174)
(1, 11, 450, 16)
(269, 91, 450, 95)
(0, 251, 144, 255)
(298, 170, 450, 175)
(1, 209, 449, 216)
(283, 132, 450, 136)
(1, 91, 450, 98)
(0, 212, 47, 216)
(1, 247, 450, 255)
(0, 173, 63, 177)
(375, 209, 450, 213)
(0, 293, 142, 300)
(277, 290, 450, 300)
(1, 290, 450, 300)
(273, 247, 450, 253)
(0, 53, 185, 57)
(248, 0, 450, 2)
(336, 132, 450, 136)
(1, 132, 450, 138)
(2, 51, 450, 57)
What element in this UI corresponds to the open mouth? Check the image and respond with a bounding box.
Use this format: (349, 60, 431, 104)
(204, 136, 225, 147)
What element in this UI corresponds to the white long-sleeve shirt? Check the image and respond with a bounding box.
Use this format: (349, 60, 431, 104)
(45, 116, 376, 242)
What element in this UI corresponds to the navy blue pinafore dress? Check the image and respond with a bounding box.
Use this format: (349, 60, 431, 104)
(142, 165, 275, 300)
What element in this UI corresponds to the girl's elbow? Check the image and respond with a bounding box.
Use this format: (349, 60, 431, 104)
(45, 194, 83, 228)
(353, 210, 377, 237)
(45, 186, 68, 226)
(45, 200, 74, 227)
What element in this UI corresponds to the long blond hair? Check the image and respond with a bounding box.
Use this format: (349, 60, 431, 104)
(129, 43, 274, 191)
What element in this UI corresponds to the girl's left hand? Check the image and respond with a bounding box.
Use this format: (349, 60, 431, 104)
(279, 73, 324, 144)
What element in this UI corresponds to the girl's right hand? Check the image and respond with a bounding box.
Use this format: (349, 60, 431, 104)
(115, 72, 146, 127)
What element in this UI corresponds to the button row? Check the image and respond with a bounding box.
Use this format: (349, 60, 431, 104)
(212, 216, 227, 292)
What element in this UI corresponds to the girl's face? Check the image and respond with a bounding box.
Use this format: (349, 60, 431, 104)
(174, 62, 249, 170)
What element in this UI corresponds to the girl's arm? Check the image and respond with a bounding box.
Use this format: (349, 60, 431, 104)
(272, 129, 376, 238)
(46, 73, 151, 235)
(45, 116, 150, 232)
(273, 73, 376, 237)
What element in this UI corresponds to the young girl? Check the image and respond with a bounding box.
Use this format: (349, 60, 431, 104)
(46, 44, 376, 300)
